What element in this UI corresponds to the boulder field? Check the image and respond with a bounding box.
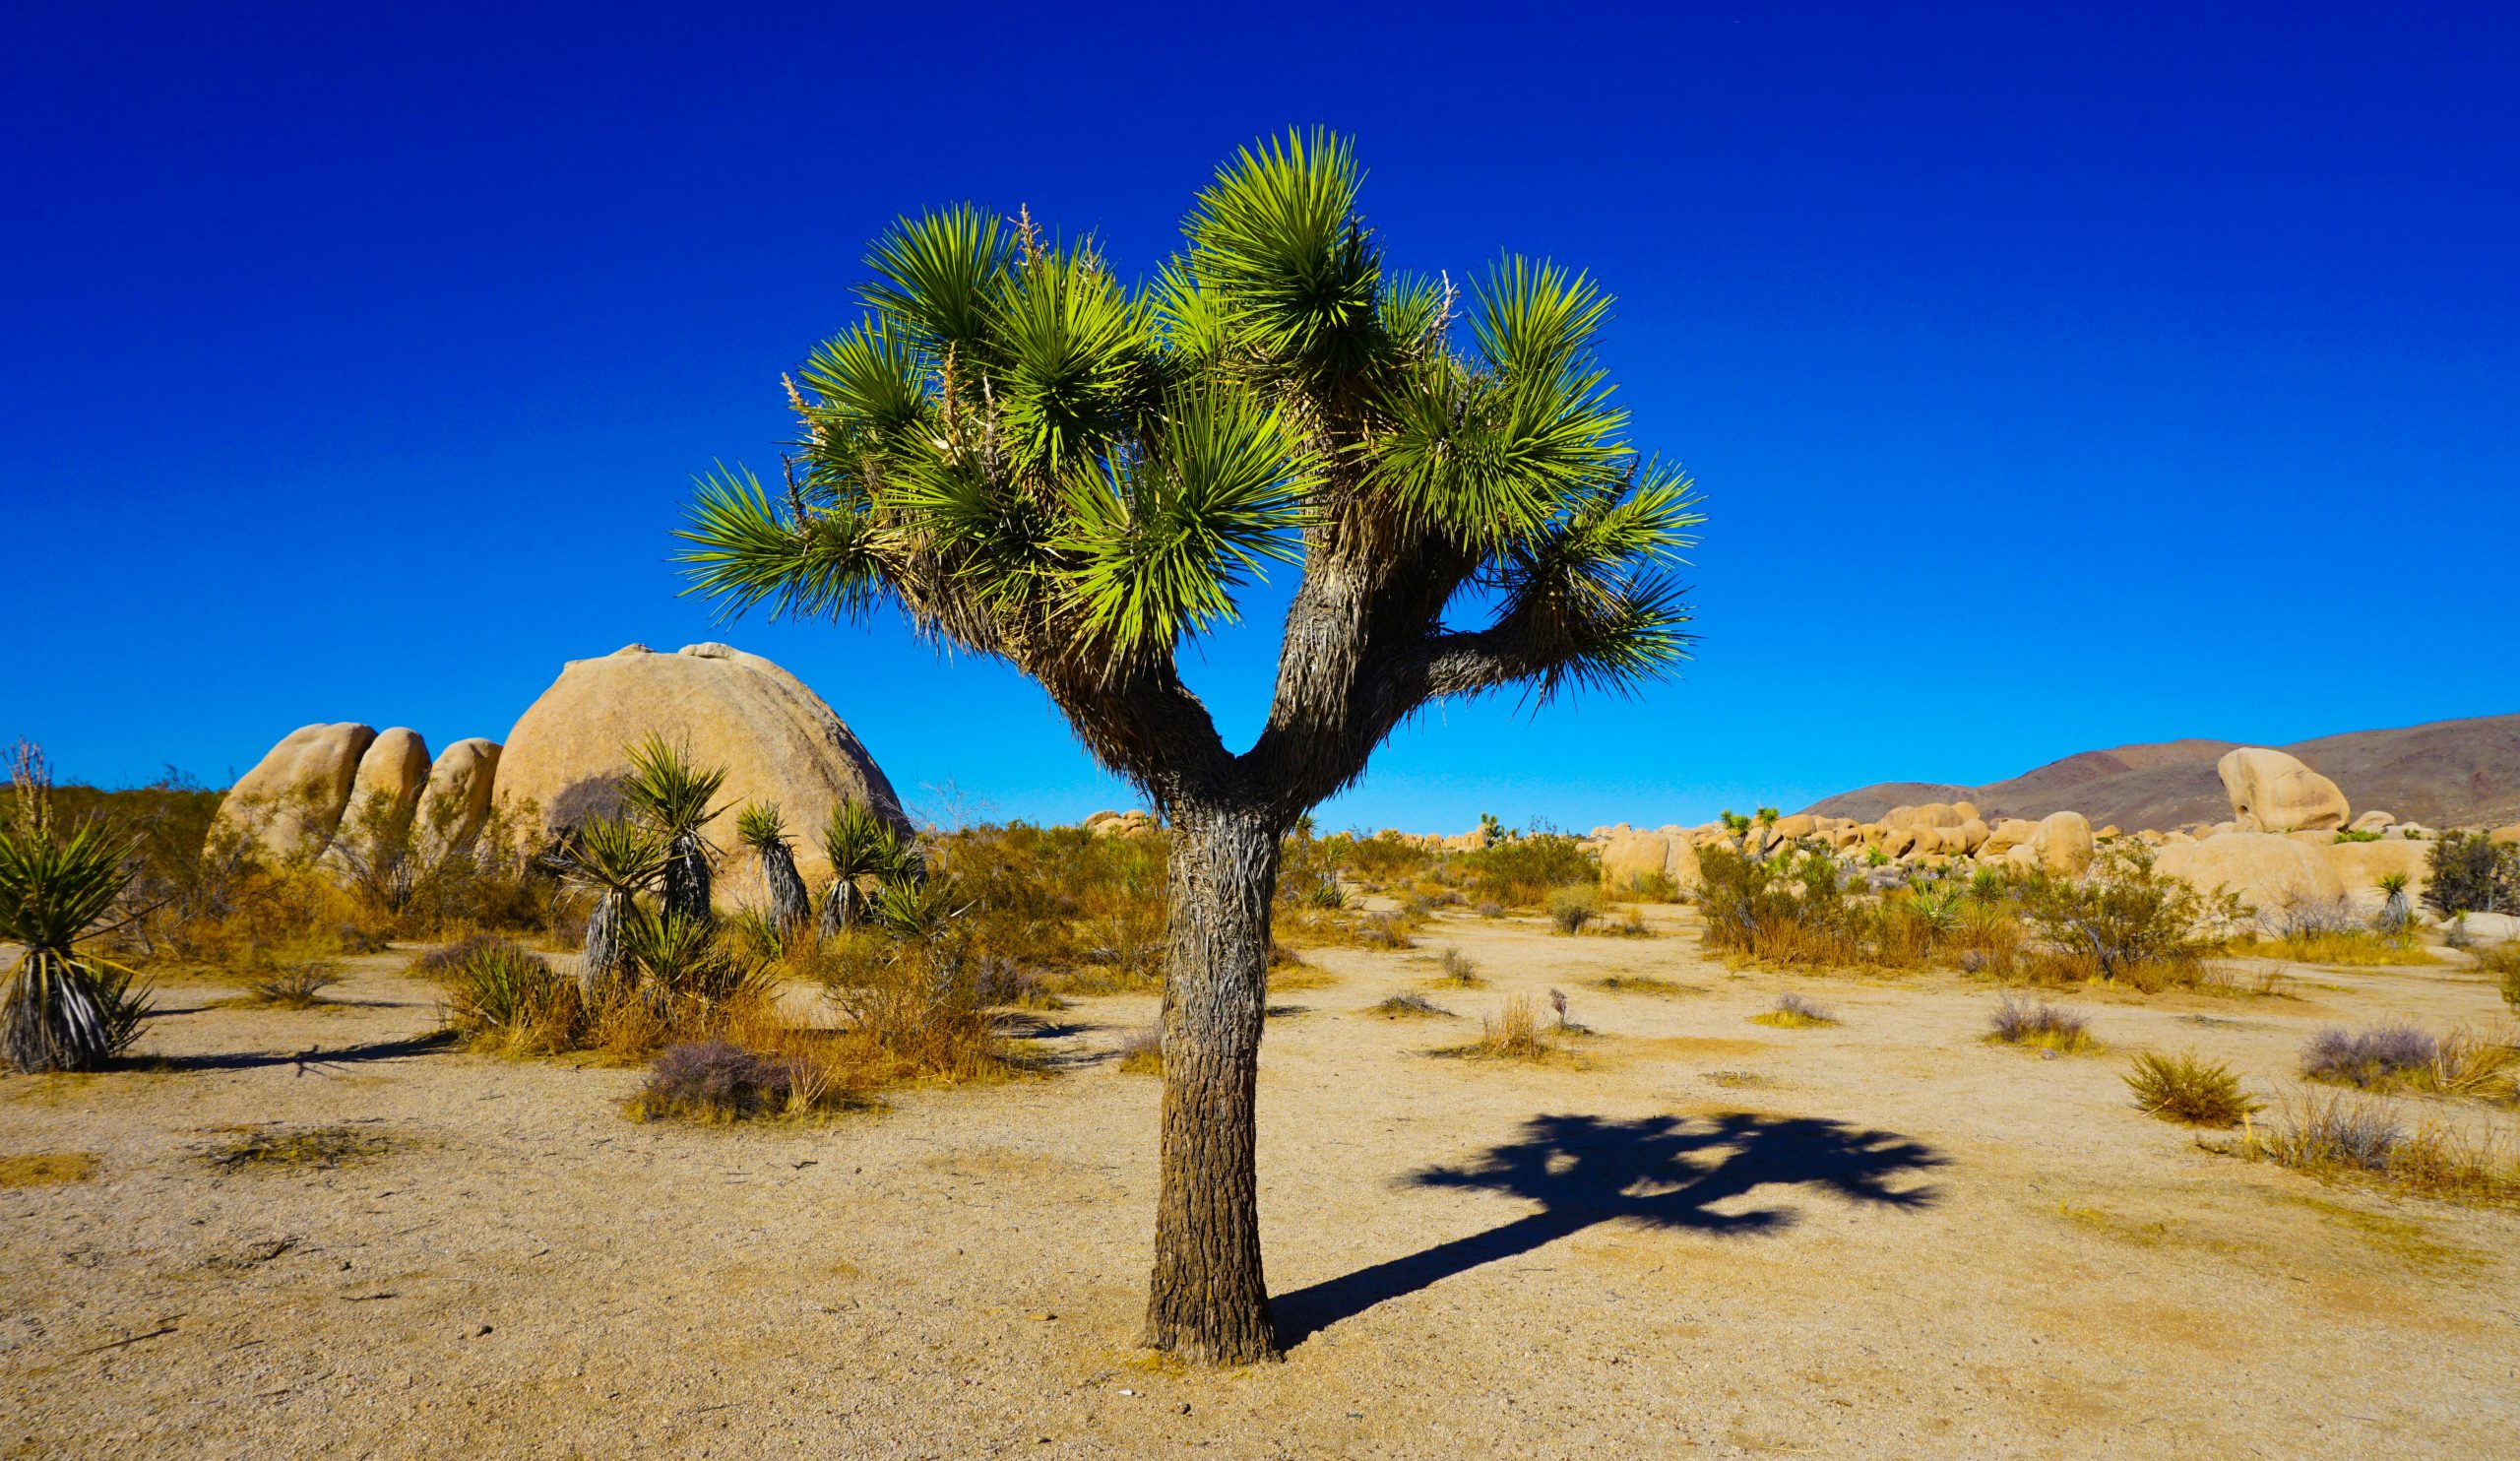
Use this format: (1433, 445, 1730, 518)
(1584, 746, 2478, 924)
(205, 643, 907, 906)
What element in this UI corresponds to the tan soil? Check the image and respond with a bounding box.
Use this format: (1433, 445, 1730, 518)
(5, 909, 2516, 1458)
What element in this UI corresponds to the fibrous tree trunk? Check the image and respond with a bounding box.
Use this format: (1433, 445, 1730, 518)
(760, 843, 810, 940)
(817, 878, 859, 938)
(1140, 802, 1281, 1365)
(583, 889, 631, 995)
(662, 833, 711, 924)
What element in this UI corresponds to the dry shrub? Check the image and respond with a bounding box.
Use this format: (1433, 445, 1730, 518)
(2123, 1050, 2257, 1127)
(1370, 992, 1450, 1019)
(1695, 847, 1922, 972)
(1115, 1027, 1164, 1074)
(2477, 941, 2520, 1010)
(205, 1124, 390, 1170)
(2225, 1089, 2520, 1206)
(1750, 992, 1837, 1029)
(2301, 1023, 2518, 1101)
(1457, 832, 1598, 909)
(240, 958, 344, 1009)
(2267, 927, 2436, 967)
(1591, 974, 1696, 996)
(1429, 946, 1484, 987)
(1985, 994, 2097, 1053)
(914, 823, 1169, 994)
(622, 1036, 860, 1122)
(1470, 994, 1555, 1060)
(2017, 844, 2240, 989)
(1547, 883, 1603, 934)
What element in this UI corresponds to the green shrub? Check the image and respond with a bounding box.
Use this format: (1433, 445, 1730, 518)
(2018, 843, 2239, 988)
(1463, 829, 1597, 908)
(2425, 832, 2519, 917)
(1546, 883, 1603, 934)
(2122, 1050, 2257, 1126)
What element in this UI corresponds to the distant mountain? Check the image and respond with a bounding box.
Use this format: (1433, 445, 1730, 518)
(1797, 714, 2520, 831)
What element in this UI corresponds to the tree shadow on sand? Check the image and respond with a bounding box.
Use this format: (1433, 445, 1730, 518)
(1272, 1111, 1945, 1346)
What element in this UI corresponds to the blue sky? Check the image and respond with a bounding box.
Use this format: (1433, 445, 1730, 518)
(6, 3, 2514, 832)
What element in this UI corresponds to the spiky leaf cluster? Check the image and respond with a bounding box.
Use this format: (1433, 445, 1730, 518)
(680, 129, 1701, 807)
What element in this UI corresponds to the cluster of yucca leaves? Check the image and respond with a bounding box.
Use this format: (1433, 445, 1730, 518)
(0, 743, 152, 1072)
(676, 129, 1700, 774)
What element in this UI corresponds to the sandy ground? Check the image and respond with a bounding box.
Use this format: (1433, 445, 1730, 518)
(4, 908, 2517, 1459)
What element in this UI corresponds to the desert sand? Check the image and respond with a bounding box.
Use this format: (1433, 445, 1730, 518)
(4, 906, 2515, 1458)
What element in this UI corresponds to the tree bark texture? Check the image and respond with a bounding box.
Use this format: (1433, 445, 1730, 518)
(1140, 803, 1281, 1364)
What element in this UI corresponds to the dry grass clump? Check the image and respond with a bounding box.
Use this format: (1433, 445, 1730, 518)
(623, 1038, 840, 1122)
(1370, 991, 1451, 1019)
(204, 1124, 391, 1170)
(0, 1153, 98, 1187)
(2300, 1024, 2518, 1101)
(1428, 994, 1567, 1063)
(1750, 992, 1838, 1029)
(2123, 1051, 2258, 1127)
(2477, 941, 2520, 1010)
(1985, 994, 2098, 1053)
(1590, 974, 1698, 996)
(2266, 927, 2436, 967)
(1115, 1027, 1164, 1075)
(240, 958, 345, 1009)
(430, 939, 590, 1055)
(1426, 946, 1485, 987)
(2221, 1089, 2520, 1206)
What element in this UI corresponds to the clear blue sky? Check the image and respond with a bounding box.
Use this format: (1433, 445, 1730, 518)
(6, 3, 2514, 832)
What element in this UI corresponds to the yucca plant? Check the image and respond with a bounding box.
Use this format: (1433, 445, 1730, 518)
(819, 796, 917, 936)
(622, 906, 759, 1007)
(618, 734, 727, 923)
(552, 813, 666, 993)
(676, 129, 1700, 1363)
(2374, 871, 2413, 934)
(736, 802, 811, 940)
(0, 744, 152, 1072)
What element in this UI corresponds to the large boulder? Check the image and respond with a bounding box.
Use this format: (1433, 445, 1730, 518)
(2156, 832, 2344, 923)
(497, 644, 909, 897)
(2324, 838, 2430, 917)
(1600, 831, 1702, 894)
(2217, 747, 2350, 833)
(1981, 818, 2039, 859)
(2027, 810, 2095, 875)
(337, 728, 432, 848)
(210, 723, 378, 862)
(414, 738, 504, 860)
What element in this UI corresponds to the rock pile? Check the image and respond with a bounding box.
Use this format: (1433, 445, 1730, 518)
(206, 644, 905, 908)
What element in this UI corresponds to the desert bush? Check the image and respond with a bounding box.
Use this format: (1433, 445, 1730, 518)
(2481, 942, 2520, 1010)
(1751, 992, 1837, 1029)
(241, 959, 345, 1009)
(435, 939, 585, 1054)
(1467, 994, 1554, 1060)
(1547, 883, 1603, 934)
(1460, 828, 1596, 908)
(2122, 1050, 2257, 1126)
(1331, 832, 1434, 885)
(1109, 1027, 1166, 1075)
(2017, 843, 2240, 989)
(1696, 846, 1883, 969)
(1985, 995, 2096, 1052)
(2425, 832, 2520, 917)
(2226, 1089, 2520, 1205)
(1616, 868, 1678, 903)
(1474, 900, 1504, 919)
(624, 1039, 816, 1121)
(1430, 946, 1484, 987)
(1371, 992, 1449, 1019)
(1, 744, 155, 1072)
(1591, 974, 1695, 995)
(2301, 1023, 2518, 1101)
(2268, 925, 2434, 967)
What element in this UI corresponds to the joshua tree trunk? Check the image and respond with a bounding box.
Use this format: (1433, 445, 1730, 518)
(761, 843, 810, 939)
(1140, 802, 1281, 1364)
(662, 833, 711, 923)
(818, 878, 859, 938)
(583, 890, 630, 994)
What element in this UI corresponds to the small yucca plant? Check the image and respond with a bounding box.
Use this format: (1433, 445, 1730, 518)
(0, 744, 152, 1073)
(819, 797, 918, 936)
(2374, 871, 2413, 934)
(623, 906, 759, 1006)
(736, 802, 811, 940)
(618, 734, 727, 923)
(553, 813, 667, 993)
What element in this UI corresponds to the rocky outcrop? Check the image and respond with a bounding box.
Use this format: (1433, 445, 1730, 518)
(415, 738, 504, 860)
(1600, 830, 1702, 893)
(2027, 811, 2095, 875)
(211, 723, 378, 862)
(2216, 748, 2351, 833)
(2155, 832, 2344, 921)
(339, 729, 432, 846)
(497, 643, 909, 895)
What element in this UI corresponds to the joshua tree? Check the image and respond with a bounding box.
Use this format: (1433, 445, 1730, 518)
(554, 813, 666, 993)
(676, 130, 1699, 1363)
(619, 735, 727, 923)
(736, 802, 812, 940)
(0, 743, 151, 1072)
(818, 796, 916, 936)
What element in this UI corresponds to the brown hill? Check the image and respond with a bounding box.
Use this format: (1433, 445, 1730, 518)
(1799, 715, 2520, 831)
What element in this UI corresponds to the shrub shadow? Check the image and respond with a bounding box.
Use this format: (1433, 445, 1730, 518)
(1273, 1111, 1945, 1346)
